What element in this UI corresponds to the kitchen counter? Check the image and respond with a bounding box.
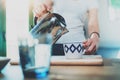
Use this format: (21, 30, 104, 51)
(0, 58, 120, 80)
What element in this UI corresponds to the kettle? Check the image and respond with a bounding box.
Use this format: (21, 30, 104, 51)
(30, 12, 68, 44)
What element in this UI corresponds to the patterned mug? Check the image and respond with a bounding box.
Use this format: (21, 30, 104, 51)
(63, 42, 85, 59)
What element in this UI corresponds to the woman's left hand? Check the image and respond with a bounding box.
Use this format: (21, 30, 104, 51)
(83, 33, 99, 55)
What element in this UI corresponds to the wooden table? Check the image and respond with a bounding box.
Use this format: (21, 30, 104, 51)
(0, 59, 120, 80)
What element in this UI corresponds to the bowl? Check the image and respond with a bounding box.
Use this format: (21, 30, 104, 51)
(0, 57, 10, 72)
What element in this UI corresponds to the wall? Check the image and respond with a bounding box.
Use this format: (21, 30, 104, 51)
(98, 0, 120, 48)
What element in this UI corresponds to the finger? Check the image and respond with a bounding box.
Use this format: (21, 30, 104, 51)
(33, 3, 48, 17)
(92, 46, 97, 54)
(86, 39, 92, 47)
(82, 40, 87, 44)
(85, 49, 96, 55)
(90, 45, 96, 54)
(82, 40, 87, 48)
(33, 5, 43, 17)
(83, 39, 92, 48)
(33, 9, 41, 17)
(41, 3, 48, 13)
(85, 43, 96, 54)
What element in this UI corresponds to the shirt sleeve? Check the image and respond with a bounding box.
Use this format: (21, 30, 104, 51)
(87, 0, 99, 10)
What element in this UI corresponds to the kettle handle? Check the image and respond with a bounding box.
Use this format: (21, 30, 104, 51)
(34, 11, 51, 25)
(34, 16, 38, 25)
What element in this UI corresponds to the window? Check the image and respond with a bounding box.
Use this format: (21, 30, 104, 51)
(109, 0, 120, 21)
(6, 0, 29, 62)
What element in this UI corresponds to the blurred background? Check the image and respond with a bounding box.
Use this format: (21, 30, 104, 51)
(0, 0, 120, 62)
(97, 0, 120, 58)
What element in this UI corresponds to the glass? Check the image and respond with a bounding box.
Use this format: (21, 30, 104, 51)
(18, 33, 52, 78)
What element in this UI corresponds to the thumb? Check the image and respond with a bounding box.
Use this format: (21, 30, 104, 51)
(82, 40, 87, 48)
(83, 40, 87, 44)
(42, 4, 48, 12)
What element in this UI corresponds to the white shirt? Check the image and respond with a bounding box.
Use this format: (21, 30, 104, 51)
(53, 0, 98, 43)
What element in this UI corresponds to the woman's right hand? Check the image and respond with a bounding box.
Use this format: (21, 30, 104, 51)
(33, 3, 48, 18)
(33, 1, 53, 18)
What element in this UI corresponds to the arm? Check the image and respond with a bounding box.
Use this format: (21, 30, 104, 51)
(88, 8, 99, 38)
(83, 8, 100, 54)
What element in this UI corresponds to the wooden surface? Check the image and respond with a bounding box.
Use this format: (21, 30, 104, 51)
(51, 55, 103, 66)
(1, 58, 120, 80)
(10, 55, 103, 66)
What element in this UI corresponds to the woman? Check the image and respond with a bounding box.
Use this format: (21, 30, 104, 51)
(33, 0, 100, 55)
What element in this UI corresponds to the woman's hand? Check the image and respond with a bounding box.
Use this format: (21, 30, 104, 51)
(33, 0, 53, 18)
(33, 3, 48, 18)
(83, 7, 99, 55)
(83, 33, 99, 55)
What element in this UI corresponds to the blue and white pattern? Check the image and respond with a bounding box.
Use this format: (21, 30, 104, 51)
(63, 42, 85, 59)
(64, 43, 84, 54)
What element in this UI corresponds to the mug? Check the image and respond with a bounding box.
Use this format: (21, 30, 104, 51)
(63, 42, 85, 59)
